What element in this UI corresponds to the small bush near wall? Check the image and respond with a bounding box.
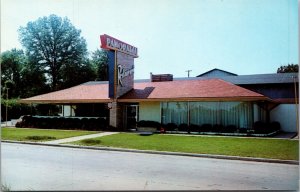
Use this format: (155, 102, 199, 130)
(200, 124, 212, 132)
(253, 121, 266, 130)
(164, 123, 178, 131)
(237, 128, 248, 133)
(270, 121, 281, 132)
(81, 118, 89, 130)
(137, 120, 161, 129)
(178, 124, 189, 132)
(136, 120, 161, 132)
(15, 115, 108, 131)
(212, 124, 224, 133)
(252, 121, 281, 134)
(224, 125, 237, 133)
(189, 124, 200, 132)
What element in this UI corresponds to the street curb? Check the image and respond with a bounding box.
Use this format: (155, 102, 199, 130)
(2, 140, 299, 165)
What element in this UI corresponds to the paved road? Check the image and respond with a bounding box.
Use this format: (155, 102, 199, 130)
(1, 143, 299, 190)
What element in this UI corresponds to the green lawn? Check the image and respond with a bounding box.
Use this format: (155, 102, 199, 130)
(71, 133, 299, 160)
(1, 127, 100, 142)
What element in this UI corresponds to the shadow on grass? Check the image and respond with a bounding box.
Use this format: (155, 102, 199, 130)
(81, 139, 101, 145)
(25, 136, 56, 140)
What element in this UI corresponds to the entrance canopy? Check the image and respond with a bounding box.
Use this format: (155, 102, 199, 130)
(20, 79, 269, 104)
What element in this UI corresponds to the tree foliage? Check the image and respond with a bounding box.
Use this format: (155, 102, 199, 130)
(19, 14, 88, 90)
(91, 49, 108, 81)
(60, 59, 96, 89)
(1, 49, 25, 98)
(2, 15, 109, 120)
(1, 49, 49, 98)
(1, 98, 38, 121)
(277, 64, 299, 73)
(20, 62, 50, 98)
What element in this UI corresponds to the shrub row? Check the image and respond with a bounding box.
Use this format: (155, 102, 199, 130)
(136, 120, 281, 134)
(137, 120, 161, 129)
(164, 123, 241, 133)
(15, 115, 108, 131)
(253, 121, 281, 134)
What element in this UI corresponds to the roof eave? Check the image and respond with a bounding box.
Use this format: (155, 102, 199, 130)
(118, 96, 269, 102)
(19, 99, 113, 104)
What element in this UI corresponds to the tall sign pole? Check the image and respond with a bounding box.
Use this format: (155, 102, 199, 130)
(100, 34, 138, 130)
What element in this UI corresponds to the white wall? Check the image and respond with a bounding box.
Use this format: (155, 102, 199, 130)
(62, 105, 75, 117)
(139, 101, 161, 122)
(270, 104, 298, 132)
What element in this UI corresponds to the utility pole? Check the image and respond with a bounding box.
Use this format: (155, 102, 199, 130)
(5, 87, 9, 127)
(186, 70, 192, 78)
(293, 76, 299, 138)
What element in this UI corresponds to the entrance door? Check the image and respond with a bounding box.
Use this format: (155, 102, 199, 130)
(125, 105, 139, 130)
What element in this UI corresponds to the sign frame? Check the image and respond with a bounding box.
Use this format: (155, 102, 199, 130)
(102, 34, 137, 99)
(100, 34, 138, 58)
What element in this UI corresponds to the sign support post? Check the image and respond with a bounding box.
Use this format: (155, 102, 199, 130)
(100, 34, 138, 130)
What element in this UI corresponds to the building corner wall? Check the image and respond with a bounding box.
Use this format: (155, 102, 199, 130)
(270, 104, 298, 132)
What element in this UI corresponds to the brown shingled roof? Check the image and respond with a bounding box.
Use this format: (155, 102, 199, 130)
(21, 82, 110, 104)
(120, 79, 267, 101)
(21, 79, 268, 104)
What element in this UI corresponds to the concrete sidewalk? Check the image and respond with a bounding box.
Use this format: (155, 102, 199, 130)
(43, 132, 119, 144)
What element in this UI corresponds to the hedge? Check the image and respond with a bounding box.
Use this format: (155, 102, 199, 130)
(137, 120, 161, 129)
(135, 121, 281, 135)
(16, 115, 108, 131)
(17, 117, 281, 134)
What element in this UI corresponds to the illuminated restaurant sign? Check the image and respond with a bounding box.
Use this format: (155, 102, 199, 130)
(100, 34, 137, 98)
(115, 51, 134, 98)
(100, 34, 138, 58)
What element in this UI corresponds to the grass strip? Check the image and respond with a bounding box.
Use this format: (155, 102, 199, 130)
(1, 127, 100, 142)
(71, 133, 299, 160)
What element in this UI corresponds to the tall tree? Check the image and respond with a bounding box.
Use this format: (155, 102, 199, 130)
(0, 48, 49, 98)
(20, 61, 50, 98)
(277, 64, 299, 73)
(60, 58, 96, 89)
(1, 49, 26, 98)
(91, 49, 108, 81)
(19, 14, 88, 90)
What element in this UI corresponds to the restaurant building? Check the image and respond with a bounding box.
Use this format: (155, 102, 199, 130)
(20, 35, 299, 133)
(21, 71, 299, 133)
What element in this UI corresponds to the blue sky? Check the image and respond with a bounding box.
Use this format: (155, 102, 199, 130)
(1, 0, 298, 79)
